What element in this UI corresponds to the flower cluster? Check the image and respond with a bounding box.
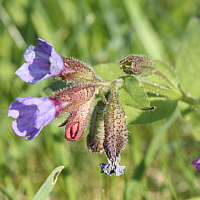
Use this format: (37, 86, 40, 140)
(87, 84, 127, 176)
(8, 38, 99, 141)
(8, 38, 127, 176)
(7, 39, 200, 176)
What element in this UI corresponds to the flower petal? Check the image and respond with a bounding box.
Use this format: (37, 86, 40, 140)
(64, 97, 94, 141)
(15, 38, 64, 84)
(8, 97, 56, 140)
(192, 156, 200, 165)
(99, 155, 125, 176)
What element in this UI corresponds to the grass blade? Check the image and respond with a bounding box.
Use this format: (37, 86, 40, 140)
(32, 166, 64, 200)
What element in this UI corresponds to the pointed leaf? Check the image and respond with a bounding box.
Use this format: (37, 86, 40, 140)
(122, 97, 177, 124)
(32, 166, 64, 200)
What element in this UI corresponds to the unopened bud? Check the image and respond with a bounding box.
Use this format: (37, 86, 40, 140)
(87, 100, 106, 155)
(60, 57, 98, 82)
(59, 97, 94, 141)
(103, 89, 127, 159)
(120, 55, 155, 76)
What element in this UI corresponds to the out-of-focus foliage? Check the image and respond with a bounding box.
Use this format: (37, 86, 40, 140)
(1, 0, 200, 199)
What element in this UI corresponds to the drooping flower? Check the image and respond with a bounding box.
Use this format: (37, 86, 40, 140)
(192, 156, 200, 172)
(8, 84, 97, 141)
(7, 97, 58, 140)
(94, 83, 127, 176)
(15, 38, 68, 84)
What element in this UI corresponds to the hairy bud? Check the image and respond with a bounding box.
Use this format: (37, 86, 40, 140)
(87, 100, 106, 155)
(50, 84, 95, 114)
(60, 57, 98, 82)
(59, 97, 94, 141)
(120, 55, 155, 76)
(103, 90, 127, 159)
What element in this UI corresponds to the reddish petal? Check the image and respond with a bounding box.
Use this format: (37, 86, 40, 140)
(65, 123, 80, 141)
(64, 97, 94, 141)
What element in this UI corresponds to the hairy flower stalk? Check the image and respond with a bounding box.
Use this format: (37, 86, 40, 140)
(100, 82, 127, 176)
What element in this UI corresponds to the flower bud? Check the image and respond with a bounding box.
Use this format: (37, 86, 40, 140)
(59, 97, 94, 141)
(100, 88, 127, 176)
(103, 89, 127, 159)
(120, 55, 155, 77)
(60, 57, 98, 82)
(87, 100, 106, 155)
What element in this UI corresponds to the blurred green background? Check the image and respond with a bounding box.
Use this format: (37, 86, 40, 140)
(1, 0, 200, 199)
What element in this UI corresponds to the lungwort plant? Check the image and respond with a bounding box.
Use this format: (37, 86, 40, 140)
(7, 17, 200, 180)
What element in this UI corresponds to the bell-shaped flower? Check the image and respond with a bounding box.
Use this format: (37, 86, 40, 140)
(192, 156, 200, 172)
(7, 96, 59, 140)
(15, 38, 68, 84)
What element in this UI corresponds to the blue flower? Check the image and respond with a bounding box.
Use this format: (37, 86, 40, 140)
(15, 38, 65, 84)
(99, 155, 125, 176)
(192, 156, 200, 172)
(7, 97, 57, 140)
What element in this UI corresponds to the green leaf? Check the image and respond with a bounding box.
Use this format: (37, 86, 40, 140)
(122, 97, 177, 124)
(175, 17, 200, 99)
(32, 166, 64, 200)
(141, 82, 182, 100)
(118, 76, 150, 109)
(138, 60, 179, 89)
(153, 60, 179, 88)
(92, 62, 125, 81)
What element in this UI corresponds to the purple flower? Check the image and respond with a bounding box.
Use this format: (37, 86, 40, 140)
(192, 156, 200, 172)
(15, 38, 67, 84)
(7, 97, 58, 140)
